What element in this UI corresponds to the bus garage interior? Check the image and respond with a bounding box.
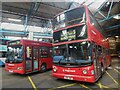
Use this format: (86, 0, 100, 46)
(0, 0, 120, 89)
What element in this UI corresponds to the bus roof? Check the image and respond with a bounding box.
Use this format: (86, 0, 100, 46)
(8, 39, 52, 46)
(21, 39, 52, 45)
(54, 5, 86, 18)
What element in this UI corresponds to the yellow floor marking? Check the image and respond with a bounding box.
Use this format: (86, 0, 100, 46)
(95, 83, 102, 89)
(48, 83, 76, 90)
(106, 71, 119, 85)
(114, 69, 120, 74)
(57, 83, 76, 88)
(28, 76, 37, 90)
(106, 83, 119, 88)
(102, 85, 109, 88)
(95, 82, 111, 89)
(80, 84, 92, 90)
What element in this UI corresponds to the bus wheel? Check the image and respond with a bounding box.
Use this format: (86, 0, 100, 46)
(40, 63, 46, 72)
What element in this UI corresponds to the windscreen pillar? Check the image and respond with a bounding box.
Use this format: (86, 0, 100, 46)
(28, 31, 33, 40)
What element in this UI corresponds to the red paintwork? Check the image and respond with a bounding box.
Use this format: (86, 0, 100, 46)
(5, 39, 52, 74)
(52, 65, 95, 83)
(5, 62, 24, 74)
(53, 23, 85, 33)
(52, 6, 111, 83)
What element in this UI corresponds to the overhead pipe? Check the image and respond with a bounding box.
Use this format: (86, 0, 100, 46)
(107, 0, 113, 18)
(105, 24, 120, 30)
(24, 15, 28, 32)
(2, 10, 51, 20)
(99, 13, 120, 23)
(94, 0, 108, 16)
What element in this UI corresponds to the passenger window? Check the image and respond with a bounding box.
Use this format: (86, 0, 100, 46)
(26, 46, 32, 60)
(106, 49, 110, 55)
(97, 46, 102, 55)
(33, 48, 38, 59)
(40, 47, 52, 58)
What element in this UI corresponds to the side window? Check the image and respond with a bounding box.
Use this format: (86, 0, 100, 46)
(90, 15, 94, 25)
(97, 46, 102, 56)
(33, 48, 38, 59)
(90, 14, 100, 31)
(92, 43, 97, 59)
(49, 47, 53, 57)
(40, 47, 52, 58)
(26, 46, 32, 60)
(103, 48, 106, 54)
(89, 11, 106, 37)
(106, 49, 110, 55)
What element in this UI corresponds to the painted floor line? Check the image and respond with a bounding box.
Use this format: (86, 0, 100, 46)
(80, 84, 92, 90)
(48, 83, 76, 90)
(57, 83, 76, 88)
(28, 76, 37, 90)
(106, 71, 119, 85)
(114, 69, 120, 74)
(95, 82, 110, 89)
(95, 82, 102, 89)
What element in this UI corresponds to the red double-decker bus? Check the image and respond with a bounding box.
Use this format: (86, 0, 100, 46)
(52, 6, 111, 83)
(5, 39, 52, 74)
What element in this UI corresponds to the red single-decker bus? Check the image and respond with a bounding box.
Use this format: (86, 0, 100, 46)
(5, 39, 52, 74)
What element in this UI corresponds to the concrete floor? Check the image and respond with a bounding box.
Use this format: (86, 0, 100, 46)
(1, 57, 120, 89)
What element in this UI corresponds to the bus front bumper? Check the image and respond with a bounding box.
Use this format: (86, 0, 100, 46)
(5, 68, 24, 74)
(52, 73, 95, 83)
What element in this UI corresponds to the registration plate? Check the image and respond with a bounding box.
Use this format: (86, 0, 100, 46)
(64, 76, 73, 80)
(9, 70, 13, 73)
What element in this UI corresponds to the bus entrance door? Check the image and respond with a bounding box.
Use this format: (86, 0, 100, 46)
(25, 46, 32, 73)
(33, 47, 39, 71)
(93, 45, 101, 80)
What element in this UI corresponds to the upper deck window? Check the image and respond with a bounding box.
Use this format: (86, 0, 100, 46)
(53, 7, 86, 30)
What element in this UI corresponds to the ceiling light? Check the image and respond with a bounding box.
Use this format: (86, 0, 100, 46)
(115, 36, 119, 38)
(8, 18, 22, 22)
(113, 15, 120, 19)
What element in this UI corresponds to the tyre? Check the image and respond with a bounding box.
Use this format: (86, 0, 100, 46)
(40, 63, 46, 72)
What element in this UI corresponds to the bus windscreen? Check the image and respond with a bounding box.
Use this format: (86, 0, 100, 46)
(6, 46, 23, 63)
(53, 42, 92, 66)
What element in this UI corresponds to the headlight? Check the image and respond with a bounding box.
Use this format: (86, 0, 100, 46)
(83, 70, 87, 74)
(17, 67, 23, 70)
(53, 67, 57, 72)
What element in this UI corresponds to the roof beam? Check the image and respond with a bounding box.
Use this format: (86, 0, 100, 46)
(40, 2, 66, 10)
(2, 4, 54, 19)
(105, 24, 120, 30)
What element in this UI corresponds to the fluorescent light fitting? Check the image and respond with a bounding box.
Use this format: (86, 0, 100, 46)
(115, 36, 119, 38)
(113, 15, 120, 19)
(8, 18, 22, 22)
